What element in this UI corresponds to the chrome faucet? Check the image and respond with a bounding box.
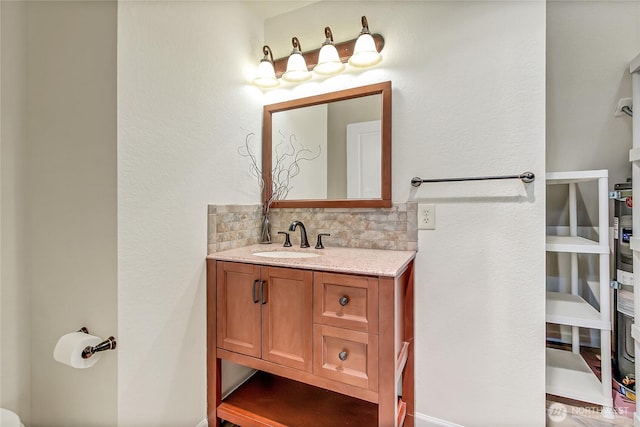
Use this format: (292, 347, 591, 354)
(288, 220, 310, 248)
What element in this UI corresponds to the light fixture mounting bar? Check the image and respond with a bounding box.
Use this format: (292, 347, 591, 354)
(272, 34, 384, 78)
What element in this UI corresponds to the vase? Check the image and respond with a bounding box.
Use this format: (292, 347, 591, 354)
(260, 212, 272, 244)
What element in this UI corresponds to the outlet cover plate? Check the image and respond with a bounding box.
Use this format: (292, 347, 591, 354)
(418, 203, 436, 230)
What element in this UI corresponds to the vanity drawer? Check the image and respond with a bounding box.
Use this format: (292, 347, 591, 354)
(313, 325, 378, 391)
(313, 272, 378, 333)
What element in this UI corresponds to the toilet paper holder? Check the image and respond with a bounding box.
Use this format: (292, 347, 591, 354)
(77, 327, 116, 359)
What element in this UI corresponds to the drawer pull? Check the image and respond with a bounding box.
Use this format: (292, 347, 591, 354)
(339, 296, 349, 306)
(338, 351, 348, 361)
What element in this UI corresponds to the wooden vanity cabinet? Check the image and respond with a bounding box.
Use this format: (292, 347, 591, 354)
(207, 258, 415, 427)
(217, 261, 313, 372)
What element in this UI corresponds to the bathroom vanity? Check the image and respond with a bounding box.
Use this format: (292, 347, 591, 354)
(206, 245, 415, 427)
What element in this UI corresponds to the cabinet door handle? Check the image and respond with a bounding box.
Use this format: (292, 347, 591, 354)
(339, 296, 349, 306)
(338, 351, 348, 361)
(260, 280, 267, 305)
(252, 279, 260, 303)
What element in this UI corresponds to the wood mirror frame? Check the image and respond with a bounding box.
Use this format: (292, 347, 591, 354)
(263, 81, 392, 209)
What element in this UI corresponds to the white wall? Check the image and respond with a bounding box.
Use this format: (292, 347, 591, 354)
(412, 3, 545, 424)
(25, 2, 117, 426)
(547, 1, 637, 190)
(266, 2, 545, 426)
(117, 2, 263, 425)
(0, 1, 30, 423)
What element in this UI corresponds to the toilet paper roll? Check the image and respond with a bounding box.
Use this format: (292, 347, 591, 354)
(1, 408, 22, 427)
(53, 331, 103, 369)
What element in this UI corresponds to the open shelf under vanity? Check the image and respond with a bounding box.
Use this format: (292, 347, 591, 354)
(218, 371, 378, 427)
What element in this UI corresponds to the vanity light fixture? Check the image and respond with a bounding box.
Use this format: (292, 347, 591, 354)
(313, 27, 345, 76)
(253, 45, 279, 88)
(282, 37, 312, 82)
(252, 16, 384, 88)
(348, 16, 382, 67)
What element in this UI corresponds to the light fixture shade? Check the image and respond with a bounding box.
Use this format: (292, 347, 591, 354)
(348, 16, 382, 68)
(253, 45, 279, 88)
(254, 61, 278, 88)
(282, 37, 311, 82)
(314, 27, 345, 76)
(283, 53, 311, 82)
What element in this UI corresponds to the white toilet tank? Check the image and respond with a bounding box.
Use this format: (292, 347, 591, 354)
(0, 408, 24, 427)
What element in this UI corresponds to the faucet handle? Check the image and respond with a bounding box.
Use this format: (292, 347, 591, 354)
(315, 233, 331, 249)
(277, 231, 292, 247)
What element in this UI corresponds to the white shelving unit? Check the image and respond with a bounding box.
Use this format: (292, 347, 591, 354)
(545, 170, 613, 415)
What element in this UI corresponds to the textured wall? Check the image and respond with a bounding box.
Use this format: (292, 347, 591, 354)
(117, 2, 263, 425)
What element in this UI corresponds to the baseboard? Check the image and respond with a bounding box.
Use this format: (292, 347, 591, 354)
(195, 418, 208, 427)
(415, 412, 464, 427)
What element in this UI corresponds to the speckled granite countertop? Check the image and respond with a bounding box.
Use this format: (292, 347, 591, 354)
(207, 244, 416, 277)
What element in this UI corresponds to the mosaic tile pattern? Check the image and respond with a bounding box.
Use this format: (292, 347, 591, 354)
(207, 204, 262, 254)
(207, 203, 417, 254)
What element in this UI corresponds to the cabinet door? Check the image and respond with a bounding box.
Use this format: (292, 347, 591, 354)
(261, 266, 313, 372)
(217, 261, 262, 358)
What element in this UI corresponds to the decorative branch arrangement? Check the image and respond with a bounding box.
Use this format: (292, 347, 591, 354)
(238, 132, 321, 242)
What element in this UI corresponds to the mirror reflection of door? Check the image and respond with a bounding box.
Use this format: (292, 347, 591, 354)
(347, 120, 382, 198)
(271, 105, 328, 200)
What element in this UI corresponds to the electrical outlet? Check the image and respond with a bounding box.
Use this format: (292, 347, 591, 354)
(418, 203, 436, 230)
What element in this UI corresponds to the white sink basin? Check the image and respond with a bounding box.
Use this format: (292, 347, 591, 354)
(252, 250, 321, 259)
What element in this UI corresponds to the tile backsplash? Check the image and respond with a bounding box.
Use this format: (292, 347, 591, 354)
(207, 205, 262, 254)
(207, 203, 417, 254)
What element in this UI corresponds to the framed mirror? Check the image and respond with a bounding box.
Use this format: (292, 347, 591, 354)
(263, 81, 391, 208)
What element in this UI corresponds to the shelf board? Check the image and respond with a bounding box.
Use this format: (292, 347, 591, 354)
(545, 292, 611, 330)
(218, 371, 378, 427)
(630, 147, 640, 163)
(545, 235, 608, 254)
(546, 347, 609, 406)
(546, 170, 608, 184)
